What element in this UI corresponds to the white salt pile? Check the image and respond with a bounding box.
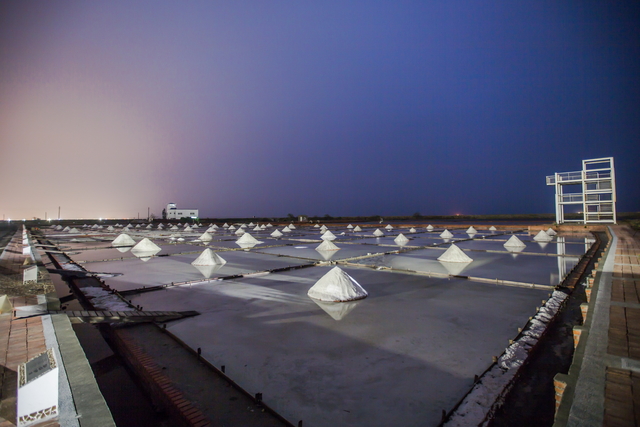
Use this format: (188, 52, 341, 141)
(307, 267, 368, 302)
(437, 244, 473, 263)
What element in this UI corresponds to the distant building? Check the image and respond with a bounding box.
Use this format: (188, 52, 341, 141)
(163, 203, 199, 220)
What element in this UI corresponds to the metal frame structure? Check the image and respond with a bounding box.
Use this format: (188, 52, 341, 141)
(546, 157, 616, 224)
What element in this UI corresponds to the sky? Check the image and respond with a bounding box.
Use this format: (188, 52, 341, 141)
(1, 1, 638, 219)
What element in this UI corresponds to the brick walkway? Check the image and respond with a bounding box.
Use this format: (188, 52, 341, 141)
(604, 226, 640, 427)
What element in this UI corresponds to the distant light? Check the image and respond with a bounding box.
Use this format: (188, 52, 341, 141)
(7, 218, 10, 222)
(22, 219, 25, 221)
(99, 218, 102, 221)
(48, 218, 51, 222)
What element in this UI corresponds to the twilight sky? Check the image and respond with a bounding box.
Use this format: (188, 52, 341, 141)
(1, 1, 639, 219)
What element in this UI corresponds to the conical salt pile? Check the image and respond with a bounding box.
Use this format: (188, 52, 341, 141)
(489, 226, 497, 231)
(533, 230, 552, 242)
(206, 227, 216, 233)
(289, 224, 296, 230)
(235, 228, 245, 235)
(307, 267, 368, 302)
(62, 226, 70, 232)
(466, 226, 477, 234)
(394, 234, 410, 245)
(157, 224, 164, 229)
(440, 229, 453, 239)
(373, 229, 384, 237)
(316, 240, 340, 251)
(236, 233, 262, 245)
(504, 235, 526, 248)
(282, 226, 291, 233)
(314, 224, 320, 228)
(266, 223, 273, 228)
(170, 225, 179, 231)
(321, 230, 336, 241)
(354, 226, 362, 232)
(184, 226, 192, 232)
(107, 226, 115, 232)
(385, 224, 393, 231)
(192, 224, 199, 229)
(68, 228, 79, 233)
(260, 224, 266, 229)
(546, 228, 557, 236)
(228, 225, 236, 230)
(211, 224, 219, 229)
(437, 244, 473, 263)
(409, 228, 416, 233)
(320, 225, 328, 232)
(199, 232, 213, 242)
(426, 225, 434, 231)
(248, 222, 255, 227)
(271, 229, 283, 238)
(253, 225, 261, 231)
(112, 233, 136, 247)
(347, 224, 354, 229)
(191, 248, 226, 266)
(146, 224, 153, 229)
(223, 223, 229, 228)
(132, 238, 161, 253)
(135, 224, 141, 228)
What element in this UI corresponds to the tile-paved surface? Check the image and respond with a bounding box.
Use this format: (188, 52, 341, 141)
(0, 228, 59, 427)
(604, 368, 640, 427)
(604, 226, 640, 427)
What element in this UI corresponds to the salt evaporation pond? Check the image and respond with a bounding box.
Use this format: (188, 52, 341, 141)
(42, 223, 590, 427)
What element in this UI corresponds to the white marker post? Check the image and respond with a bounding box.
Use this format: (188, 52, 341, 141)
(17, 349, 59, 426)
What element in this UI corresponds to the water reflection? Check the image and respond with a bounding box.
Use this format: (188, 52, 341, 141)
(312, 299, 360, 321)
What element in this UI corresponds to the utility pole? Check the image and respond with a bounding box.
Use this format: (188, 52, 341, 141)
(147, 207, 150, 221)
(58, 206, 60, 220)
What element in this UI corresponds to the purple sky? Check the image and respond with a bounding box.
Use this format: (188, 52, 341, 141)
(1, 1, 639, 219)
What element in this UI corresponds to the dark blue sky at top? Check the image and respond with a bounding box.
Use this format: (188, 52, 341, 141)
(1, 1, 638, 219)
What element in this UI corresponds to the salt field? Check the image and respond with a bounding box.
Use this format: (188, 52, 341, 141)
(41, 222, 593, 426)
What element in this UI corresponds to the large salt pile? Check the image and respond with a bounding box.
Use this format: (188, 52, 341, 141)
(253, 225, 261, 231)
(223, 223, 229, 228)
(170, 225, 179, 231)
(347, 224, 354, 229)
(354, 226, 362, 232)
(385, 224, 393, 231)
(184, 226, 193, 232)
(199, 232, 213, 242)
(236, 233, 262, 245)
(112, 233, 135, 247)
(533, 230, 552, 242)
(546, 228, 557, 236)
(320, 225, 328, 232)
(316, 240, 340, 251)
(228, 225, 236, 230)
(307, 267, 368, 302)
(68, 227, 80, 233)
(107, 226, 115, 232)
(206, 227, 216, 233)
(235, 228, 245, 235)
(321, 230, 336, 241)
(132, 238, 161, 253)
(394, 234, 410, 245)
(282, 226, 291, 233)
(271, 229, 283, 238)
(489, 226, 497, 231)
(466, 226, 477, 234)
(62, 226, 70, 232)
(504, 235, 526, 249)
(131, 238, 161, 261)
(314, 224, 320, 228)
(440, 229, 453, 239)
(192, 248, 226, 266)
(437, 244, 473, 263)
(409, 228, 416, 233)
(426, 224, 434, 231)
(373, 229, 384, 237)
(289, 224, 296, 230)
